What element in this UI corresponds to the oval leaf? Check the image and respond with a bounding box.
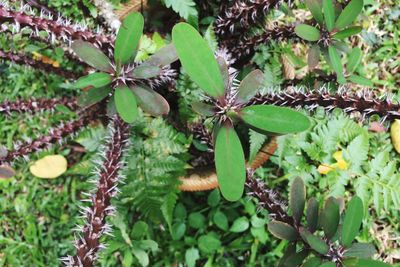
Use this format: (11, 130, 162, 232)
(354, 259, 391, 267)
(71, 40, 112, 72)
(305, 0, 324, 24)
(240, 105, 311, 135)
(214, 125, 246, 201)
(131, 85, 169, 116)
(144, 44, 178, 67)
(216, 57, 230, 90)
(294, 24, 321, 41)
(172, 23, 225, 98)
(320, 263, 336, 267)
(29, 155, 67, 179)
(268, 221, 299, 241)
(230, 217, 249, 233)
(328, 46, 345, 83)
(290, 177, 306, 224)
(114, 12, 144, 65)
(308, 44, 320, 70)
(333, 26, 362, 40)
(132, 65, 161, 79)
(335, 0, 364, 30)
(347, 47, 362, 73)
(114, 86, 139, 123)
(321, 197, 340, 239)
(344, 243, 377, 258)
(300, 228, 329, 254)
(191, 101, 214, 117)
(77, 86, 111, 107)
(323, 0, 335, 31)
(74, 72, 112, 89)
(306, 198, 319, 233)
(236, 70, 264, 104)
(348, 74, 373, 87)
(303, 257, 322, 267)
(341, 196, 363, 247)
(0, 165, 16, 179)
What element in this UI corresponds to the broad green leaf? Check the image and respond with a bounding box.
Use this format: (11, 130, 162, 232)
(132, 65, 161, 79)
(308, 44, 320, 70)
(321, 197, 340, 239)
(131, 85, 169, 116)
(305, 0, 324, 24)
(144, 44, 178, 67)
(191, 101, 214, 116)
(333, 26, 362, 39)
(71, 40, 112, 72)
(323, 0, 335, 31)
(303, 257, 322, 267)
(172, 23, 224, 98)
(290, 177, 306, 223)
(353, 259, 391, 267)
(277, 243, 296, 267)
(214, 125, 246, 201)
(341, 196, 363, 247)
(328, 46, 345, 83)
(213, 210, 228, 230)
(344, 243, 376, 258)
(306, 198, 319, 233)
(198, 234, 221, 254)
(114, 12, 144, 64)
(185, 248, 200, 267)
(171, 222, 186, 240)
(114, 86, 139, 123)
(320, 263, 336, 267)
(267, 221, 298, 241)
(240, 105, 310, 135)
(348, 74, 373, 86)
(77, 86, 111, 107)
(74, 72, 112, 89)
(230, 216, 249, 233)
(131, 247, 149, 267)
(29, 155, 67, 179)
(188, 212, 206, 229)
(335, 0, 364, 29)
(0, 165, 16, 179)
(236, 70, 264, 104)
(300, 228, 329, 254)
(347, 47, 362, 73)
(294, 24, 321, 41)
(284, 250, 309, 267)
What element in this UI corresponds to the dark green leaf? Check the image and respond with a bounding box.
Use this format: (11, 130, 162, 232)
(131, 85, 169, 116)
(290, 177, 306, 223)
(132, 65, 161, 79)
(207, 189, 220, 207)
(341, 196, 363, 247)
(300, 228, 329, 254)
(144, 44, 178, 67)
(323, 0, 335, 31)
(0, 165, 16, 179)
(172, 23, 225, 98)
(77, 86, 111, 107)
(321, 197, 340, 239)
(71, 40, 112, 72)
(344, 243, 377, 258)
(320, 263, 336, 267)
(285, 250, 309, 267)
(214, 125, 246, 201)
(267, 220, 298, 241)
(308, 44, 320, 70)
(305, 0, 324, 24)
(240, 105, 311, 135)
(114, 86, 139, 123)
(191, 101, 214, 116)
(114, 12, 144, 64)
(277, 243, 296, 267)
(348, 74, 373, 87)
(303, 257, 322, 267)
(328, 46, 345, 83)
(335, 0, 364, 30)
(216, 57, 230, 90)
(230, 217, 249, 233)
(306, 198, 319, 233)
(347, 47, 362, 73)
(333, 26, 362, 39)
(172, 222, 186, 240)
(236, 69, 264, 104)
(74, 72, 112, 89)
(353, 259, 391, 267)
(294, 24, 321, 41)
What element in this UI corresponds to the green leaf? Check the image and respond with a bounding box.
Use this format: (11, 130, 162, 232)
(321, 197, 340, 239)
(236, 69, 264, 104)
(347, 47, 362, 73)
(323, 0, 335, 31)
(267, 220, 298, 241)
(248, 129, 267, 163)
(240, 105, 310, 135)
(172, 23, 225, 98)
(171, 222, 186, 240)
(300, 228, 329, 254)
(114, 12, 144, 65)
(230, 217, 249, 233)
(305, 0, 324, 24)
(308, 44, 320, 70)
(214, 125, 246, 201)
(114, 86, 139, 123)
(348, 74, 373, 87)
(207, 189, 221, 207)
(320, 263, 335, 267)
(185, 248, 200, 267)
(132, 247, 149, 267)
(306, 198, 319, 233)
(131, 85, 169, 116)
(277, 243, 296, 267)
(328, 46, 345, 83)
(303, 257, 322, 267)
(341, 196, 363, 247)
(188, 212, 206, 229)
(191, 101, 214, 116)
(344, 243, 377, 258)
(132, 65, 161, 79)
(333, 26, 362, 39)
(77, 86, 111, 107)
(213, 210, 228, 230)
(164, 0, 198, 20)
(353, 259, 391, 267)
(161, 192, 177, 233)
(71, 40, 112, 72)
(285, 250, 310, 267)
(74, 72, 112, 89)
(290, 177, 306, 223)
(216, 57, 230, 90)
(198, 234, 221, 254)
(294, 24, 321, 41)
(335, 0, 364, 30)
(143, 44, 178, 67)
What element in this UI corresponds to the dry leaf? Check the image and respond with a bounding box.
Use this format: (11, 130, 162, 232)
(282, 55, 295, 80)
(29, 155, 68, 179)
(0, 165, 16, 179)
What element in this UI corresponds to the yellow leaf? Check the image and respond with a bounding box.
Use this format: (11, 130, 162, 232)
(29, 155, 67, 179)
(318, 164, 334, 175)
(391, 119, 400, 154)
(0, 165, 16, 179)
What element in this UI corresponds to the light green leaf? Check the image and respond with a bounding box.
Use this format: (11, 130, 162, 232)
(353, 259, 391, 267)
(198, 234, 221, 254)
(185, 248, 200, 267)
(294, 24, 321, 41)
(161, 192, 177, 233)
(333, 26, 362, 39)
(328, 46, 345, 83)
(248, 129, 267, 163)
(164, 0, 198, 20)
(290, 177, 306, 223)
(74, 72, 112, 89)
(131, 85, 169, 116)
(305, 0, 324, 24)
(323, 0, 335, 31)
(267, 220, 298, 241)
(344, 243, 377, 258)
(347, 47, 362, 73)
(172, 23, 225, 98)
(71, 40, 112, 72)
(114, 86, 139, 123)
(348, 75, 373, 87)
(335, 0, 364, 29)
(341, 196, 363, 247)
(132, 247, 149, 267)
(230, 217, 249, 233)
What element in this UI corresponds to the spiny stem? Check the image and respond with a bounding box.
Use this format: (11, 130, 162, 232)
(0, 97, 78, 115)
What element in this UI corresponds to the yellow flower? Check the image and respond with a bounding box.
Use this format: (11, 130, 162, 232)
(318, 150, 348, 175)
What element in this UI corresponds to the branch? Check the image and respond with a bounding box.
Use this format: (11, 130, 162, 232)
(0, 97, 78, 115)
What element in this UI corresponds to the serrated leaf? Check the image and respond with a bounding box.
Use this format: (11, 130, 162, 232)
(77, 86, 111, 107)
(236, 69, 264, 104)
(114, 86, 139, 123)
(290, 177, 306, 223)
(71, 40, 112, 72)
(74, 72, 112, 89)
(328, 46, 345, 83)
(344, 243, 376, 258)
(321, 197, 340, 239)
(306, 198, 319, 233)
(0, 165, 16, 179)
(131, 85, 169, 116)
(294, 24, 321, 41)
(267, 220, 298, 241)
(323, 0, 335, 31)
(191, 101, 214, 116)
(300, 228, 329, 254)
(164, 0, 198, 20)
(341, 196, 363, 247)
(132, 65, 161, 79)
(308, 44, 320, 70)
(29, 155, 67, 179)
(115, 12, 144, 64)
(333, 26, 362, 39)
(172, 23, 225, 98)
(161, 192, 177, 233)
(347, 47, 362, 73)
(248, 129, 267, 163)
(348, 75, 373, 86)
(305, 0, 324, 24)
(335, 0, 363, 30)
(214, 125, 246, 201)
(144, 44, 178, 67)
(240, 105, 310, 135)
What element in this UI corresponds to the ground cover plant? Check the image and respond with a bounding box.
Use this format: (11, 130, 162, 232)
(0, 0, 399, 266)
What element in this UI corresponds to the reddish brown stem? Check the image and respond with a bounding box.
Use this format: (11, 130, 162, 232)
(0, 97, 78, 115)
